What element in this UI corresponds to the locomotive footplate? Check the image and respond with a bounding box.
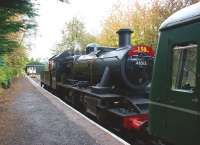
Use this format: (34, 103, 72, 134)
(57, 82, 122, 99)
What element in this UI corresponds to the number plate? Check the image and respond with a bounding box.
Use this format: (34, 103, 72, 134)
(136, 60, 147, 66)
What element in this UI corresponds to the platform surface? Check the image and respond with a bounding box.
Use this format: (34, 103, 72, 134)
(0, 76, 129, 145)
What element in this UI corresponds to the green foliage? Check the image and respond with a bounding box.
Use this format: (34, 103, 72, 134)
(0, 0, 36, 17)
(0, 38, 18, 53)
(0, 55, 12, 88)
(28, 58, 44, 65)
(0, 0, 36, 52)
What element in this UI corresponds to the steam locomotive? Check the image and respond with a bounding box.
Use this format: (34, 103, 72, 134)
(41, 28, 154, 135)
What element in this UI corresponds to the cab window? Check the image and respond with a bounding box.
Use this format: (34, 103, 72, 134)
(171, 44, 198, 92)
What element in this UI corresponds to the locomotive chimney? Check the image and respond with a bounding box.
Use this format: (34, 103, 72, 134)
(117, 28, 133, 47)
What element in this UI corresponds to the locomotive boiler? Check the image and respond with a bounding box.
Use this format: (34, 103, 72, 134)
(41, 28, 154, 134)
(58, 29, 153, 93)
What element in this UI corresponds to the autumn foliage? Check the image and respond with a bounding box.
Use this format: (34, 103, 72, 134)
(97, 0, 200, 48)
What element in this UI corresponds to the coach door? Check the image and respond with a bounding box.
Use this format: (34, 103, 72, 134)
(166, 23, 200, 145)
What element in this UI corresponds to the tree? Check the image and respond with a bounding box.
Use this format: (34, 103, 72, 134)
(97, 2, 132, 47)
(0, 0, 36, 52)
(0, 0, 36, 88)
(53, 17, 96, 54)
(98, 0, 200, 48)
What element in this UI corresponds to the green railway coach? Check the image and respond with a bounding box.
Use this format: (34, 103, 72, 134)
(149, 2, 200, 145)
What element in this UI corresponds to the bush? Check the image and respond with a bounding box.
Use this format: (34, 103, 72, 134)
(0, 66, 12, 89)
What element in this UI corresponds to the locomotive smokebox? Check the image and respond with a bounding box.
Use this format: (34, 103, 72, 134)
(117, 28, 133, 47)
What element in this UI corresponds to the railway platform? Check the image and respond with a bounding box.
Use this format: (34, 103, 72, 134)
(0, 76, 129, 145)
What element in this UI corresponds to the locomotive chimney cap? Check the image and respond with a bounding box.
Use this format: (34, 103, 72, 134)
(116, 28, 133, 47)
(116, 28, 133, 34)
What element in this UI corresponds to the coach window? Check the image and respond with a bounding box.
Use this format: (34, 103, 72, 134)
(171, 44, 198, 92)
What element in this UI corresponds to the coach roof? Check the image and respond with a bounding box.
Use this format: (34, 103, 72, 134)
(160, 2, 200, 30)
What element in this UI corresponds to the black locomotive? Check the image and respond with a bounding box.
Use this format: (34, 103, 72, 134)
(41, 28, 154, 134)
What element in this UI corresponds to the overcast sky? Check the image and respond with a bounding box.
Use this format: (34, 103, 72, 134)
(28, 0, 131, 60)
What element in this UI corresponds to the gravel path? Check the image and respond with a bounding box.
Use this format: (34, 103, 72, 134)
(0, 76, 128, 145)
